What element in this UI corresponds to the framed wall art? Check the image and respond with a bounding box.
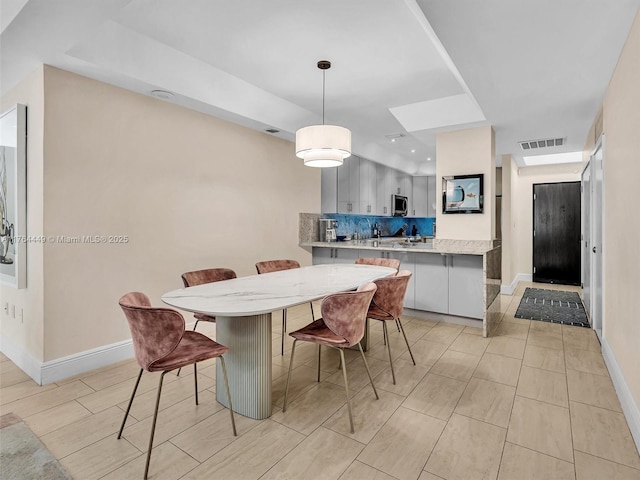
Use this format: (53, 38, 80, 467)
(442, 173, 484, 214)
(0, 104, 27, 288)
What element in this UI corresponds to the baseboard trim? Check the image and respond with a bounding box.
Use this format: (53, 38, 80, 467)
(41, 340, 135, 385)
(601, 337, 640, 455)
(500, 273, 532, 295)
(0, 334, 43, 385)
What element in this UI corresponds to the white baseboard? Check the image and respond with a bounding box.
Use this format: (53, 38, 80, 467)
(601, 337, 640, 455)
(41, 340, 134, 385)
(2, 322, 202, 385)
(1, 335, 135, 386)
(500, 273, 532, 295)
(0, 334, 43, 384)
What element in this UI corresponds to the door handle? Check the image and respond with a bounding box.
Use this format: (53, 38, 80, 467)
(592, 246, 597, 253)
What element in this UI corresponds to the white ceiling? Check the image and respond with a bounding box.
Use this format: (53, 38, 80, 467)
(2, 0, 639, 174)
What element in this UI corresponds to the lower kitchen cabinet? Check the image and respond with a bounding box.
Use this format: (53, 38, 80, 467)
(414, 253, 449, 314)
(312, 247, 360, 264)
(448, 254, 484, 319)
(311, 247, 484, 319)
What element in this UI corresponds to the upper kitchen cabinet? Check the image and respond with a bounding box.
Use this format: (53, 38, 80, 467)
(375, 164, 395, 215)
(359, 158, 377, 214)
(412, 176, 428, 217)
(321, 167, 338, 213)
(337, 155, 360, 213)
(411, 176, 437, 217)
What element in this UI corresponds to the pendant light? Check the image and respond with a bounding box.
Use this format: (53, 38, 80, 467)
(296, 60, 351, 168)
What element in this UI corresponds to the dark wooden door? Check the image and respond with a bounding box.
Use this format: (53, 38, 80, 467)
(533, 182, 581, 285)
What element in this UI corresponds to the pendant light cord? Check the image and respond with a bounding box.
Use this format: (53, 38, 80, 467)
(322, 69, 326, 125)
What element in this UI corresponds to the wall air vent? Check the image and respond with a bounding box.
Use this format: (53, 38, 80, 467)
(265, 128, 280, 134)
(518, 137, 564, 151)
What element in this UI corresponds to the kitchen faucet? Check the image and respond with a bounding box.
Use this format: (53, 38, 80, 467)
(356, 217, 372, 240)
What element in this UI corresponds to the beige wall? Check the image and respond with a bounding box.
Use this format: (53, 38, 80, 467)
(0, 66, 45, 363)
(3, 66, 320, 364)
(511, 163, 582, 280)
(435, 126, 495, 240)
(600, 10, 640, 412)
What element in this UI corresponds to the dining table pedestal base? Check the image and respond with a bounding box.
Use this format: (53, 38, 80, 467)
(215, 313, 273, 420)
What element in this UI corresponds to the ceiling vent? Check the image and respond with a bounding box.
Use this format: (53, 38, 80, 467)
(518, 137, 564, 151)
(385, 133, 406, 140)
(265, 128, 280, 134)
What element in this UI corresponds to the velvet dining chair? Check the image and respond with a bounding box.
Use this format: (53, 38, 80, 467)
(255, 259, 315, 355)
(117, 292, 237, 479)
(283, 282, 379, 434)
(176, 268, 236, 375)
(355, 256, 401, 272)
(365, 270, 415, 384)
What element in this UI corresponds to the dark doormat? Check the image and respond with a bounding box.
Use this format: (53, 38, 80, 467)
(515, 288, 590, 327)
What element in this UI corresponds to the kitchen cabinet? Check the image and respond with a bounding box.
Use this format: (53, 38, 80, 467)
(427, 175, 437, 217)
(321, 167, 338, 213)
(412, 176, 429, 217)
(337, 155, 360, 213)
(312, 247, 484, 318)
(312, 247, 360, 264)
(414, 253, 449, 314)
(448, 254, 484, 319)
(359, 158, 377, 214)
(375, 164, 395, 215)
(414, 253, 483, 318)
(411, 176, 437, 217)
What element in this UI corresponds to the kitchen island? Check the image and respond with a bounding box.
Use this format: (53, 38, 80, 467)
(299, 234, 501, 337)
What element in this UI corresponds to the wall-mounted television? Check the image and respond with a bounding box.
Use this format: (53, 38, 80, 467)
(442, 174, 484, 214)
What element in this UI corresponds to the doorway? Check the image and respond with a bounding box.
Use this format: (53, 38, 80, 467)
(532, 181, 581, 285)
(590, 138, 604, 339)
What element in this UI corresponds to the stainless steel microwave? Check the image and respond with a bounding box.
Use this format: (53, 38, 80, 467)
(392, 194, 408, 217)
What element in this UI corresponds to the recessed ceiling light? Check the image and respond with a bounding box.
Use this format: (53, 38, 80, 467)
(523, 151, 582, 166)
(411, 149, 416, 153)
(150, 89, 174, 100)
(391, 138, 396, 143)
(427, 157, 432, 161)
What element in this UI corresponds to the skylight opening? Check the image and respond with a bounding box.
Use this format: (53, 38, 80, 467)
(523, 151, 582, 166)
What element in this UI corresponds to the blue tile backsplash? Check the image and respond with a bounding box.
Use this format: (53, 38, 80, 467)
(324, 213, 436, 238)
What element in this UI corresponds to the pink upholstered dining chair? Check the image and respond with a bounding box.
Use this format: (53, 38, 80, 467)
(366, 270, 415, 384)
(355, 256, 401, 272)
(283, 282, 379, 433)
(175, 268, 237, 375)
(255, 259, 315, 355)
(118, 292, 236, 479)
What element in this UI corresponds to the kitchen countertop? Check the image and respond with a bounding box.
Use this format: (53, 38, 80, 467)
(301, 238, 499, 255)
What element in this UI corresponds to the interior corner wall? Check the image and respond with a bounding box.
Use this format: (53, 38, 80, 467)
(41, 66, 320, 362)
(0, 66, 45, 374)
(435, 125, 495, 241)
(600, 9, 640, 423)
(512, 163, 583, 279)
(500, 155, 513, 288)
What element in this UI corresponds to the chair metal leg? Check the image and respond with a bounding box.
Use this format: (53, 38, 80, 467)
(144, 371, 167, 480)
(397, 318, 416, 366)
(194, 363, 199, 405)
(383, 322, 396, 385)
(358, 343, 379, 400)
(317, 345, 322, 382)
(310, 302, 315, 321)
(339, 349, 355, 434)
(118, 368, 143, 439)
(382, 319, 387, 345)
(282, 340, 297, 412)
(177, 319, 201, 376)
(395, 318, 401, 332)
(219, 356, 237, 436)
(281, 309, 287, 355)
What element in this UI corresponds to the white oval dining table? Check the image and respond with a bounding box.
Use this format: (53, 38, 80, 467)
(161, 263, 395, 419)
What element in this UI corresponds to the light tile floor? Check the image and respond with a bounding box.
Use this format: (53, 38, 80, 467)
(1, 282, 640, 480)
